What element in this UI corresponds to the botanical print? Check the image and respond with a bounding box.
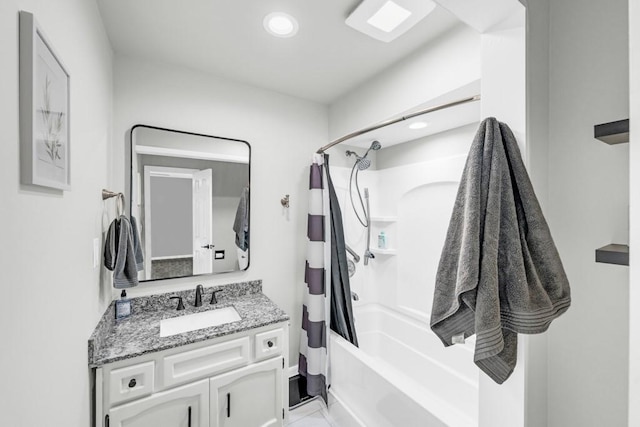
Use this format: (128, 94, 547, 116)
(40, 75, 65, 166)
(34, 33, 68, 186)
(19, 12, 70, 190)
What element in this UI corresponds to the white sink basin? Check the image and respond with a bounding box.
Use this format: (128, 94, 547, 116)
(160, 307, 241, 337)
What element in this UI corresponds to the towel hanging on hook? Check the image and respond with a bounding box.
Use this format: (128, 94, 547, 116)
(102, 189, 125, 217)
(102, 188, 143, 288)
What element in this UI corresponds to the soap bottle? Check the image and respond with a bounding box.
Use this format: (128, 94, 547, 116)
(378, 231, 387, 249)
(115, 289, 132, 319)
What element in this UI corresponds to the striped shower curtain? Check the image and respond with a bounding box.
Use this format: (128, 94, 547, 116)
(299, 153, 332, 402)
(299, 153, 359, 403)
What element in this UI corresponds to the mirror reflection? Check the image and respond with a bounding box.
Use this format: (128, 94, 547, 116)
(130, 125, 250, 281)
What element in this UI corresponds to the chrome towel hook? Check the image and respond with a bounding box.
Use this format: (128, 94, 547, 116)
(281, 194, 290, 208)
(101, 189, 119, 200)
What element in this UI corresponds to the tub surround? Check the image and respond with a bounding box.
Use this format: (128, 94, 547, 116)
(88, 280, 289, 367)
(330, 303, 478, 427)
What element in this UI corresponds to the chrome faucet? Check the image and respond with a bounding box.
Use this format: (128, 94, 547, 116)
(195, 284, 204, 307)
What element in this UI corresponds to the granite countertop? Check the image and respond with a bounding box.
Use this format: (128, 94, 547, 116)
(88, 280, 289, 368)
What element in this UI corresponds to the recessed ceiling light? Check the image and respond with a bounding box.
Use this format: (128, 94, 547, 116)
(409, 121, 428, 130)
(367, 1, 412, 33)
(264, 12, 299, 38)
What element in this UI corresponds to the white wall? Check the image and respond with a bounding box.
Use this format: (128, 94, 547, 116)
(0, 0, 113, 426)
(377, 123, 478, 169)
(328, 24, 481, 141)
(476, 10, 529, 427)
(112, 55, 328, 365)
(522, 1, 551, 425)
(630, 0, 640, 423)
(545, 0, 629, 425)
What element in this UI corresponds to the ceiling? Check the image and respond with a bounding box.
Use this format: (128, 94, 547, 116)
(96, 0, 461, 104)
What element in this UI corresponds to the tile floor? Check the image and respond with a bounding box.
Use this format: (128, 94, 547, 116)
(287, 398, 337, 427)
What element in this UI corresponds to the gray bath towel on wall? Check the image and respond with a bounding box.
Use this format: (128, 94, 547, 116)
(431, 118, 571, 384)
(104, 216, 140, 288)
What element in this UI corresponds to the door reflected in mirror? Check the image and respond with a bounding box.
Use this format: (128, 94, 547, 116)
(130, 125, 250, 282)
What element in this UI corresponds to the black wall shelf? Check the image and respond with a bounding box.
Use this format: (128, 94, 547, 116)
(594, 119, 629, 144)
(595, 244, 629, 266)
(593, 119, 629, 265)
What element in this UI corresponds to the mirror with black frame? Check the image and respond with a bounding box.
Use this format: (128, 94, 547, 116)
(129, 125, 250, 282)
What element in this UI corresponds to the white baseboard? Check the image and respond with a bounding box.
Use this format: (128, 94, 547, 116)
(288, 364, 299, 378)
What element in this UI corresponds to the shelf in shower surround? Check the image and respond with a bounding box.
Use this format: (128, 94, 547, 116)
(370, 216, 397, 223)
(371, 247, 397, 256)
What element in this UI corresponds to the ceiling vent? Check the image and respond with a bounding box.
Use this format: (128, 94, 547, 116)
(346, 0, 436, 43)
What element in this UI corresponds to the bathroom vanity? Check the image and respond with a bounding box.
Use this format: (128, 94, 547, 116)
(88, 281, 289, 427)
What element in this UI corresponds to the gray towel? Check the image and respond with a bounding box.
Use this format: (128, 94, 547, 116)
(130, 216, 144, 272)
(233, 186, 249, 251)
(431, 118, 571, 384)
(104, 216, 140, 288)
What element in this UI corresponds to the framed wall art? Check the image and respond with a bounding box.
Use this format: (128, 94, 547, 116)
(19, 11, 71, 190)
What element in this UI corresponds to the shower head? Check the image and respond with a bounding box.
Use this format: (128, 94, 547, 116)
(362, 140, 382, 160)
(347, 141, 380, 171)
(346, 149, 371, 170)
(356, 158, 371, 170)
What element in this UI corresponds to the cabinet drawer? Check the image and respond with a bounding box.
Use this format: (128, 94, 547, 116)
(160, 337, 250, 389)
(254, 328, 284, 361)
(109, 361, 155, 407)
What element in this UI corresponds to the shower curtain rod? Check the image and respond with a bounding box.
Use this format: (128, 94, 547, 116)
(316, 94, 481, 154)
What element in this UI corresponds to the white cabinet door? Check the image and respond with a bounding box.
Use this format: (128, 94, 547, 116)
(210, 357, 283, 427)
(108, 379, 209, 427)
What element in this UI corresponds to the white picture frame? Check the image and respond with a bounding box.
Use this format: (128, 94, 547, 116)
(19, 11, 71, 191)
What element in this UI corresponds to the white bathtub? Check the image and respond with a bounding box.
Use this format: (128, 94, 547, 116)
(329, 303, 479, 427)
